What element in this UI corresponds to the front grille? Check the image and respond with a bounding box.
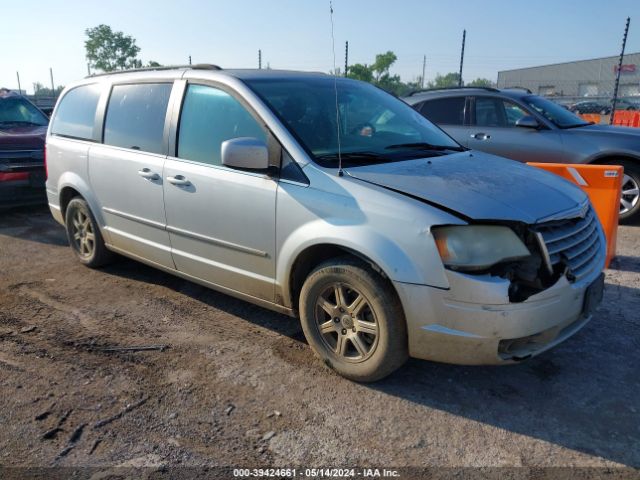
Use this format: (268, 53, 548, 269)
(533, 206, 602, 282)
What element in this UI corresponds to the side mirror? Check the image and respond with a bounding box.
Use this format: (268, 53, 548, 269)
(515, 116, 539, 129)
(221, 137, 269, 170)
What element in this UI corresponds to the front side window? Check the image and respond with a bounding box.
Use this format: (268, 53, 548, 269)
(475, 97, 504, 127)
(104, 83, 172, 154)
(474, 97, 530, 127)
(523, 95, 589, 128)
(51, 84, 101, 140)
(177, 85, 266, 166)
(419, 97, 466, 125)
(245, 77, 462, 168)
(503, 101, 529, 126)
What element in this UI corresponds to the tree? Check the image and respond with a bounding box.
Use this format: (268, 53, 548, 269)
(32, 82, 64, 96)
(468, 77, 495, 87)
(346, 51, 408, 96)
(427, 72, 461, 89)
(85, 24, 141, 72)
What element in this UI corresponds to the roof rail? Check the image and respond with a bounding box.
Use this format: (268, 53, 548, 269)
(406, 85, 499, 96)
(503, 86, 532, 94)
(86, 63, 222, 78)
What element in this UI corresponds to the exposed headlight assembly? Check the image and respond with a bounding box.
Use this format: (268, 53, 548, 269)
(433, 225, 531, 271)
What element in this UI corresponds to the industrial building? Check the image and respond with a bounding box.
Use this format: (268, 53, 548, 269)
(497, 52, 640, 99)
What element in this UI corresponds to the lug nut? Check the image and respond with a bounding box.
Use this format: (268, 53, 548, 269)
(352, 327, 356, 333)
(341, 329, 347, 335)
(334, 317, 340, 323)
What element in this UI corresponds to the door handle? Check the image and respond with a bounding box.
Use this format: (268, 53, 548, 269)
(471, 132, 491, 140)
(166, 175, 191, 186)
(138, 168, 160, 180)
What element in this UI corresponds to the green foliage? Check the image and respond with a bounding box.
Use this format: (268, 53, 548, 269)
(147, 61, 162, 68)
(32, 82, 64, 96)
(467, 77, 495, 87)
(427, 72, 461, 88)
(346, 51, 410, 96)
(85, 24, 141, 72)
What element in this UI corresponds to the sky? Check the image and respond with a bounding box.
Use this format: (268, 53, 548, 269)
(2, 0, 639, 93)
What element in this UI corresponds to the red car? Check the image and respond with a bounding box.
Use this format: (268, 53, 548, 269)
(0, 88, 49, 208)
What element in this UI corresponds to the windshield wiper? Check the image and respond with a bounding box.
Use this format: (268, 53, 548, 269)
(315, 151, 385, 161)
(0, 120, 44, 126)
(385, 142, 466, 152)
(560, 121, 594, 129)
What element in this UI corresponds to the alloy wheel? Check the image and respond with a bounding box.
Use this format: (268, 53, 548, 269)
(314, 283, 379, 362)
(620, 173, 640, 215)
(71, 209, 95, 259)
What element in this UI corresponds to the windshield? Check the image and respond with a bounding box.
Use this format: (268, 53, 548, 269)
(523, 95, 589, 128)
(0, 96, 49, 127)
(244, 76, 462, 167)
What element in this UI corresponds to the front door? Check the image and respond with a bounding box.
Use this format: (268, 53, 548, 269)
(468, 96, 566, 163)
(89, 82, 174, 268)
(163, 84, 277, 301)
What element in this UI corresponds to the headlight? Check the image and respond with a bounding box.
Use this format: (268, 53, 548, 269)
(432, 225, 530, 271)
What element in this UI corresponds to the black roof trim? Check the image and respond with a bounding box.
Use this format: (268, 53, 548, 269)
(406, 86, 499, 96)
(86, 64, 222, 78)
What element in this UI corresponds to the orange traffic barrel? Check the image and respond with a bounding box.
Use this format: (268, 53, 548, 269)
(612, 110, 640, 127)
(579, 113, 601, 124)
(527, 163, 622, 268)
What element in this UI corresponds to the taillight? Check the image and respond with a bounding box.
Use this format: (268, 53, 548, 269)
(44, 144, 48, 180)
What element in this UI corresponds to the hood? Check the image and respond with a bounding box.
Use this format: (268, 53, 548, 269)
(345, 151, 587, 224)
(0, 125, 47, 150)
(567, 123, 640, 137)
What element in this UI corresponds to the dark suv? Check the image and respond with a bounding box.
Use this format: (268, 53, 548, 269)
(0, 89, 48, 208)
(403, 87, 640, 223)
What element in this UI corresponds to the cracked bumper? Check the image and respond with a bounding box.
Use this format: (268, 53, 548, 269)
(394, 263, 605, 365)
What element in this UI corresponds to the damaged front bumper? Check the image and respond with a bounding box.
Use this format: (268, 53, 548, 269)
(394, 243, 606, 365)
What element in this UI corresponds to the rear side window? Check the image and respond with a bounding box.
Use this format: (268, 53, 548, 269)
(51, 84, 101, 140)
(177, 85, 266, 166)
(104, 83, 172, 154)
(419, 97, 466, 125)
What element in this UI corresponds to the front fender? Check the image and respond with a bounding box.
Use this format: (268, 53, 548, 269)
(276, 218, 450, 307)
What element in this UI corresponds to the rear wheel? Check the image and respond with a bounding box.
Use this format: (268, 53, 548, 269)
(299, 257, 408, 382)
(65, 197, 114, 267)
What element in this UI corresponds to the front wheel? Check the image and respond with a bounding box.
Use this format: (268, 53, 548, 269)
(299, 257, 408, 382)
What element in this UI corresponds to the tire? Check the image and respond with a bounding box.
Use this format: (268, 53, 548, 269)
(299, 257, 408, 382)
(64, 197, 114, 267)
(603, 160, 640, 224)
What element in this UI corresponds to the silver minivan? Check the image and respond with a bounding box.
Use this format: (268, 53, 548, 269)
(45, 66, 605, 381)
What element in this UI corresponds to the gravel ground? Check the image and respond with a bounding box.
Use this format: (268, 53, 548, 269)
(0, 205, 638, 475)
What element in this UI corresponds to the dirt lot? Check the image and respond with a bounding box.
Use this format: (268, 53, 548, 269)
(0, 205, 639, 474)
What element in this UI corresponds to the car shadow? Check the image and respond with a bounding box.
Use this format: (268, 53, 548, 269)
(99, 257, 302, 339)
(368, 281, 640, 467)
(101, 254, 640, 466)
(0, 203, 68, 247)
(609, 255, 640, 274)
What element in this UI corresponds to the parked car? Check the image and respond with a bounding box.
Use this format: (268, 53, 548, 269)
(404, 87, 640, 223)
(46, 67, 605, 381)
(568, 100, 609, 114)
(0, 88, 48, 207)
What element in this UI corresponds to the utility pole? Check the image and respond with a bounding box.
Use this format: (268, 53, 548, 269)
(188, 55, 192, 65)
(49, 67, 55, 94)
(87, 63, 91, 76)
(611, 17, 631, 125)
(344, 41, 349, 77)
(16, 72, 22, 95)
(458, 29, 466, 87)
(421, 54, 426, 88)
(258, 49, 262, 69)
